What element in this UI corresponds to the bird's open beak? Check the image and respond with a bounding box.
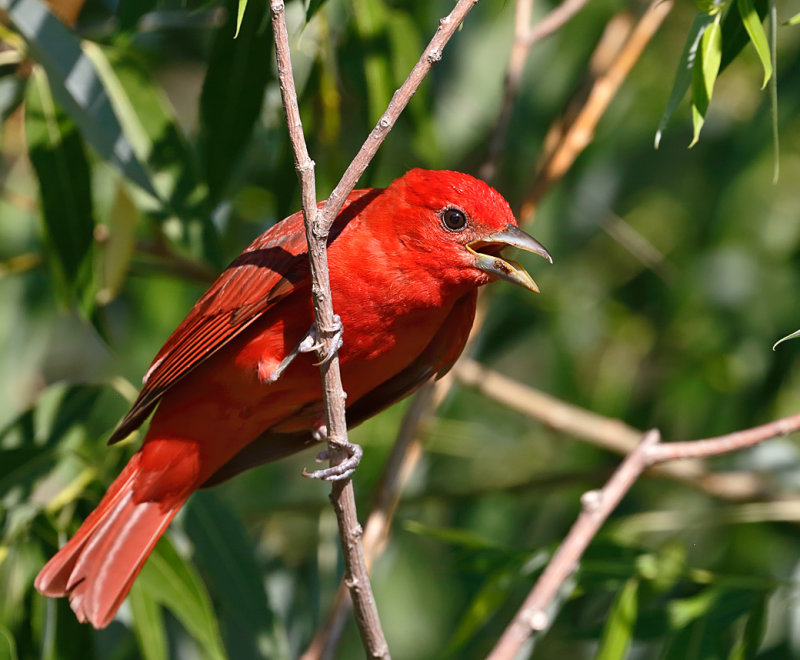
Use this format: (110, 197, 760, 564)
(467, 224, 552, 293)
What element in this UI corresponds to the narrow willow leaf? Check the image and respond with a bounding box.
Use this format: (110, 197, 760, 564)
(720, 0, 769, 71)
(737, 0, 772, 87)
(306, 0, 328, 21)
(185, 492, 291, 660)
(655, 13, 712, 149)
(772, 328, 800, 350)
(353, 0, 393, 124)
(129, 580, 168, 660)
(728, 596, 767, 660)
(596, 579, 639, 660)
(690, 13, 722, 147)
(786, 10, 800, 25)
(200, 0, 271, 203)
(137, 537, 226, 660)
(0, 0, 159, 199)
(234, 0, 247, 38)
(25, 69, 95, 304)
(0, 624, 17, 660)
(769, 0, 779, 182)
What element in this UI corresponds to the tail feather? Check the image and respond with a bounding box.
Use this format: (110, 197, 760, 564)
(34, 453, 185, 628)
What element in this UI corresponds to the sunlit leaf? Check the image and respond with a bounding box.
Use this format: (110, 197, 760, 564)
(690, 13, 722, 147)
(137, 536, 225, 660)
(720, 0, 769, 72)
(769, 0, 779, 182)
(596, 578, 638, 660)
(0, 0, 158, 198)
(234, 0, 248, 38)
(129, 580, 168, 660)
(737, 0, 772, 87)
(786, 10, 800, 24)
(655, 13, 712, 148)
(772, 328, 800, 350)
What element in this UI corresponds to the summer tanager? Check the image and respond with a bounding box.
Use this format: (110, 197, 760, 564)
(34, 169, 551, 628)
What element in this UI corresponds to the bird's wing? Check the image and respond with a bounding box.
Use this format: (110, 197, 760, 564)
(200, 291, 479, 486)
(109, 190, 378, 444)
(344, 291, 478, 427)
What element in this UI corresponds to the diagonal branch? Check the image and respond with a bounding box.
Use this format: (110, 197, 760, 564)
(316, 0, 480, 234)
(488, 411, 800, 659)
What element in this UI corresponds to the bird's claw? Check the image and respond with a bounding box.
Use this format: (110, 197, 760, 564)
(311, 314, 344, 366)
(302, 440, 363, 482)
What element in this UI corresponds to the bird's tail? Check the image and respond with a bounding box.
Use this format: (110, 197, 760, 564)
(34, 452, 185, 628)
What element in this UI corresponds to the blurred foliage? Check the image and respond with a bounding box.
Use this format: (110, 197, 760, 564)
(1, 0, 800, 658)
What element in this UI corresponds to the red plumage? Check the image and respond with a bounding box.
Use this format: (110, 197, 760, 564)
(34, 169, 551, 627)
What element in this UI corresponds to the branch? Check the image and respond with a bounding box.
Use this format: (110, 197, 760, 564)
(455, 359, 767, 501)
(480, 0, 590, 181)
(270, 4, 388, 658)
(521, 0, 673, 219)
(488, 411, 800, 659)
(316, 0, 480, 234)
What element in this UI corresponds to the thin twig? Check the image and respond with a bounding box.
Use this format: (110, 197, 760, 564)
(489, 410, 800, 659)
(480, 0, 591, 181)
(487, 430, 662, 659)
(315, 0, 480, 235)
(270, 3, 388, 657)
(521, 0, 673, 220)
(455, 359, 767, 501)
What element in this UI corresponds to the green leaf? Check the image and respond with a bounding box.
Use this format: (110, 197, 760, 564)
(668, 587, 722, 629)
(728, 596, 767, 660)
(129, 580, 168, 660)
(353, 0, 393, 124)
(137, 536, 226, 660)
(720, 0, 769, 72)
(305, 0, 328, 22)
(234, 0, 248, 38)
(446, 564, 521, 654)
(0, 447, 57, 500)
(769, 0, 779, 182)
(200, 0, 272, 204)
(403, 519, 515, 551)
(785, 10, 800, 24)
(96, 185, 138, 306)
(772, 328, 800, 350)
(737, 0, 772, 87)
(25, 69, 95, 304)
(0, 624, 17, 660)
(596, 579, 639, 660)
(101, 44, 201, 215)
(655, 13, 713, 149)
(1, 0, 158, 199)
(690, 13, 722, 147)
(185, 492, 290, 660)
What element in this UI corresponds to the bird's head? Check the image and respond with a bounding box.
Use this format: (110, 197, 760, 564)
(387, 169, 552, 293)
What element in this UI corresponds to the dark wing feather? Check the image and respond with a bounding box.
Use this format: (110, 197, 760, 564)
(200, 292, 478, 486)
(109, 189, 381, 444)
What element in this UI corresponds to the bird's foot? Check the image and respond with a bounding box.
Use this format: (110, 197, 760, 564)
(307, 314, 343, 366)
(302, 438, 363, 482)
(262, 315, 343, 383)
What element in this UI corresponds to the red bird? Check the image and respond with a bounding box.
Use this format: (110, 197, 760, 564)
(34, 169, 551, 628)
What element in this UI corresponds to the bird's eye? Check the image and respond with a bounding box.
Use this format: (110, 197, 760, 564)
(441, 207, 468, 232)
